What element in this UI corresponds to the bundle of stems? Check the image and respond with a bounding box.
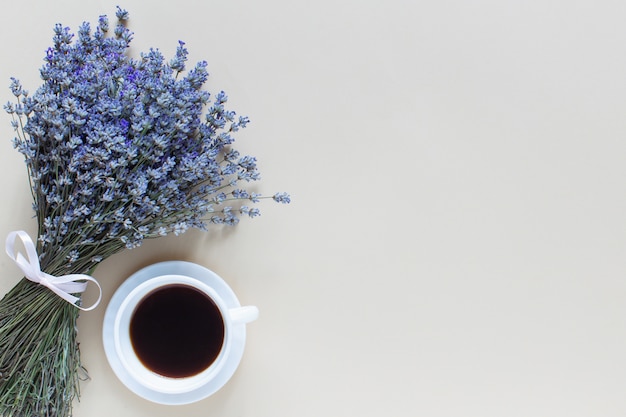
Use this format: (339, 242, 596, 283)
(0, 7, 288, 417)
(0, 281, 82, 417)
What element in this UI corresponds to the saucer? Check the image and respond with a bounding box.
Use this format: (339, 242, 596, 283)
(102, 261, 248, 405)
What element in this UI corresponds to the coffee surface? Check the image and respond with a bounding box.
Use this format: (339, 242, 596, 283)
(130, 284, 225, 378)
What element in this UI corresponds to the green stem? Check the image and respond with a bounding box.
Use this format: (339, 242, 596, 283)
(0, 279, 81, 417)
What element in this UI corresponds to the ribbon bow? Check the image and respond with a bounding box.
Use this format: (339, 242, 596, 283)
(5, 230, 102, 311)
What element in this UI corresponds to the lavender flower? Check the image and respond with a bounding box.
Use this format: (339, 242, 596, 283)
(6, 9, 289, 271)
(273, 192, 291, 204)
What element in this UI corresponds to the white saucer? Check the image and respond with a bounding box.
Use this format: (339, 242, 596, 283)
(102, 261, 247, 405)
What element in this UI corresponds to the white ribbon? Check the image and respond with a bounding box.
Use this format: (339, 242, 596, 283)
(5, 230, 102, 311)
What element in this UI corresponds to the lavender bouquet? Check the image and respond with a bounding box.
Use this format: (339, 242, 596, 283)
(1, 7, 288, 417)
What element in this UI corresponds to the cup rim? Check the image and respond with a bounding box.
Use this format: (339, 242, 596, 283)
(114, 274, 232, 394)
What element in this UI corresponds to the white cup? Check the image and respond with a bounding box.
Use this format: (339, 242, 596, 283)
(112, 273, 258, 394)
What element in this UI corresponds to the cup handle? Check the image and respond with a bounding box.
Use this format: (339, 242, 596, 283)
(229, 305, 259, 324)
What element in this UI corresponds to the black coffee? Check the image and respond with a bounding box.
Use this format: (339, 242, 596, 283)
(129, 284, 225, 378)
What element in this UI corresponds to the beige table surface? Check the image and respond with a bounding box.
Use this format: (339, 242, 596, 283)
(2, 0, 626, 416)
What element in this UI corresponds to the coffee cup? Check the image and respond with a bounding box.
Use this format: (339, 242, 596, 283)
(103, 262, 258, 403)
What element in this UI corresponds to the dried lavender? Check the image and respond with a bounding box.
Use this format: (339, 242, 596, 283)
(1, 7, 288, 417)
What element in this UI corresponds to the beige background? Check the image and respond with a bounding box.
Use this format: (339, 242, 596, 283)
(1, 0, 626, 415)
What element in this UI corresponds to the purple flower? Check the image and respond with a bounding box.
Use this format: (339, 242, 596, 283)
(6, 7, 290, 268)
